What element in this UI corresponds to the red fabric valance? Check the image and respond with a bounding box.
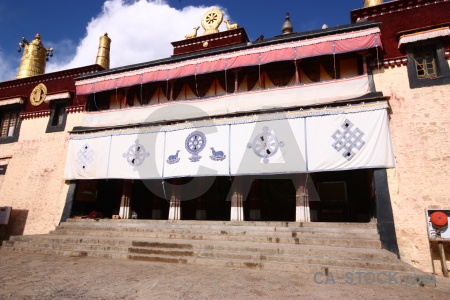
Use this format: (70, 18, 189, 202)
(76, 28, 382, 94)
(168, 64, 197, 80)
(196, 59, 227, 74)
(227, 53, 260, 69)
(76, 84, 94, 95)
(95, 79, 117, 93)
(335, 34, 378, 53)
(297, 41, 333, 58)
(117, 74, 142, 88)
(142, 69, 168, 84)
(260, 48, 295, 64)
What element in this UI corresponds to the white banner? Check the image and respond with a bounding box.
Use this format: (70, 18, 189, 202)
(306, 109, 395, 172)
(64, 135, 111, 179)
(230, 118, 307, 175)
(107, 132, 165, 179)
(64, 105, 394, 180)
(163, 125, 230, 178)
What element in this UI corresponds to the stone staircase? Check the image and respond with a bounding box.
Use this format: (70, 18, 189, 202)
(0, 219, 423, 277)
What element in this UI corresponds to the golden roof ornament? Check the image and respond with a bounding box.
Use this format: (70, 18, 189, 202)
(363, 0, 384, 7)
(95, 33, 111, 70)
(281, 13, 293, 35)
(224, 20, 238, 30)
(201, 8, 223, 35)
(185, 26, 200, 39)
(16, 33, 54, 79)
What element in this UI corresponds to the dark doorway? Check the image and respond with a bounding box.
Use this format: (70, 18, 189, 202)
(310, 169, 374, 222)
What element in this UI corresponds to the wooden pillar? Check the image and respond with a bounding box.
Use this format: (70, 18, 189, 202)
(295, 174, 310, 222)
(169, 80, 175, 101)
(234, 69, 240, 93)
(249, 180, 261, 221)
(122, 88, 128, 107)
(294, 60, 300, 84)
(168, 178, 181, 220)
(358, 50, 369, 75)
(119, 179, 133, 219)
(230, 177, 244, 221)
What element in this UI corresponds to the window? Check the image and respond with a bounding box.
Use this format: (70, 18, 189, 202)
(1, 112, 18, 138)
(406, 40, 450, 89)
(414, 46, 437, 79)
(0, 111, 21, 143)
(46, 101, 68, 133)
(0, 163, 7, 175)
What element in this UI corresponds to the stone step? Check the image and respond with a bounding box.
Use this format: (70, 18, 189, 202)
(2, 242, 412, 275)
(127, 250, 411, 272)
(56, 222, 378, 235)
(1, 219, 425, 280)
(47, 229, 381, 248)
(5, 234, 390, 262)
(129, 240, 397, 261)
(65, 219, 378, 230)
(52, 226, 380, 240)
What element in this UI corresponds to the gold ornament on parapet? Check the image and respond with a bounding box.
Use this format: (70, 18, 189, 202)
(30, 83, 47, 106)
(201, 8, 223, 35)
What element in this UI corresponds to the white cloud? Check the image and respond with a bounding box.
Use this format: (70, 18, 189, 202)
(46, 0, 230, 73)
(0, 49, 19, 82)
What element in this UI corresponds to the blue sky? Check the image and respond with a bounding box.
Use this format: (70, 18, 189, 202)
(0, 0, 368, 82)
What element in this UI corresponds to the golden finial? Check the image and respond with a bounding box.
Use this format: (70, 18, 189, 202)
(16, 33, 53, 79)
(363, 0, 384, 7)
(95, 33, 111, 70)
(281, 13, 293, 35)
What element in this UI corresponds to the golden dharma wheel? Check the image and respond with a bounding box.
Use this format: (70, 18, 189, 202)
(201, 8, 223, 35)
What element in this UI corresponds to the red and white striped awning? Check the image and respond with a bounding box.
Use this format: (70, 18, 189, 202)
(76, 27, 382, 95)
(0, 97, 25, 106)
(44, 92, 71, 103)
(398, 27, 450, 48)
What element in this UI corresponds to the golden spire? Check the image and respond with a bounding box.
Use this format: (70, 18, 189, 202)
(95, 33, 111, 70)
(16, 34, 53, 79)
(363, 0, 384, 7)
(281, 13, 294, 35)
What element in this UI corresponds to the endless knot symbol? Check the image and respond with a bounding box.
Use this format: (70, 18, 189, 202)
(76, 144, 94, 170)
(331, 119, 366, 161)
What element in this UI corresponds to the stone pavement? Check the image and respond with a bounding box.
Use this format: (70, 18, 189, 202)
(0, 251, 449, 300)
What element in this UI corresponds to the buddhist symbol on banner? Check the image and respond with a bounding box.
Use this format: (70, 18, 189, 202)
(247, 126, 285, 164)
(166, 150, 181, 164)
(331, 119, 366, 161)
(76, 144, 94, 170)
(123, 139, 150, 169)
(185, 130, 206, 162)
(209, 147, 226, 161)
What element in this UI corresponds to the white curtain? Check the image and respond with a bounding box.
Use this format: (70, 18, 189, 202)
(230, 118, 307, 175)
(163, 125, 230, 178)
(64, 135, 111, 179)
(65, 106, 394, 180)
(306, 109, 395, 172)
(107, 132, 164, 179)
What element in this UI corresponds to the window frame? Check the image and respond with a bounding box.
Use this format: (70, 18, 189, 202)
(406, 38, 450, 89)
(0, 107, 22, 144)
(46, 100, 68, 133)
